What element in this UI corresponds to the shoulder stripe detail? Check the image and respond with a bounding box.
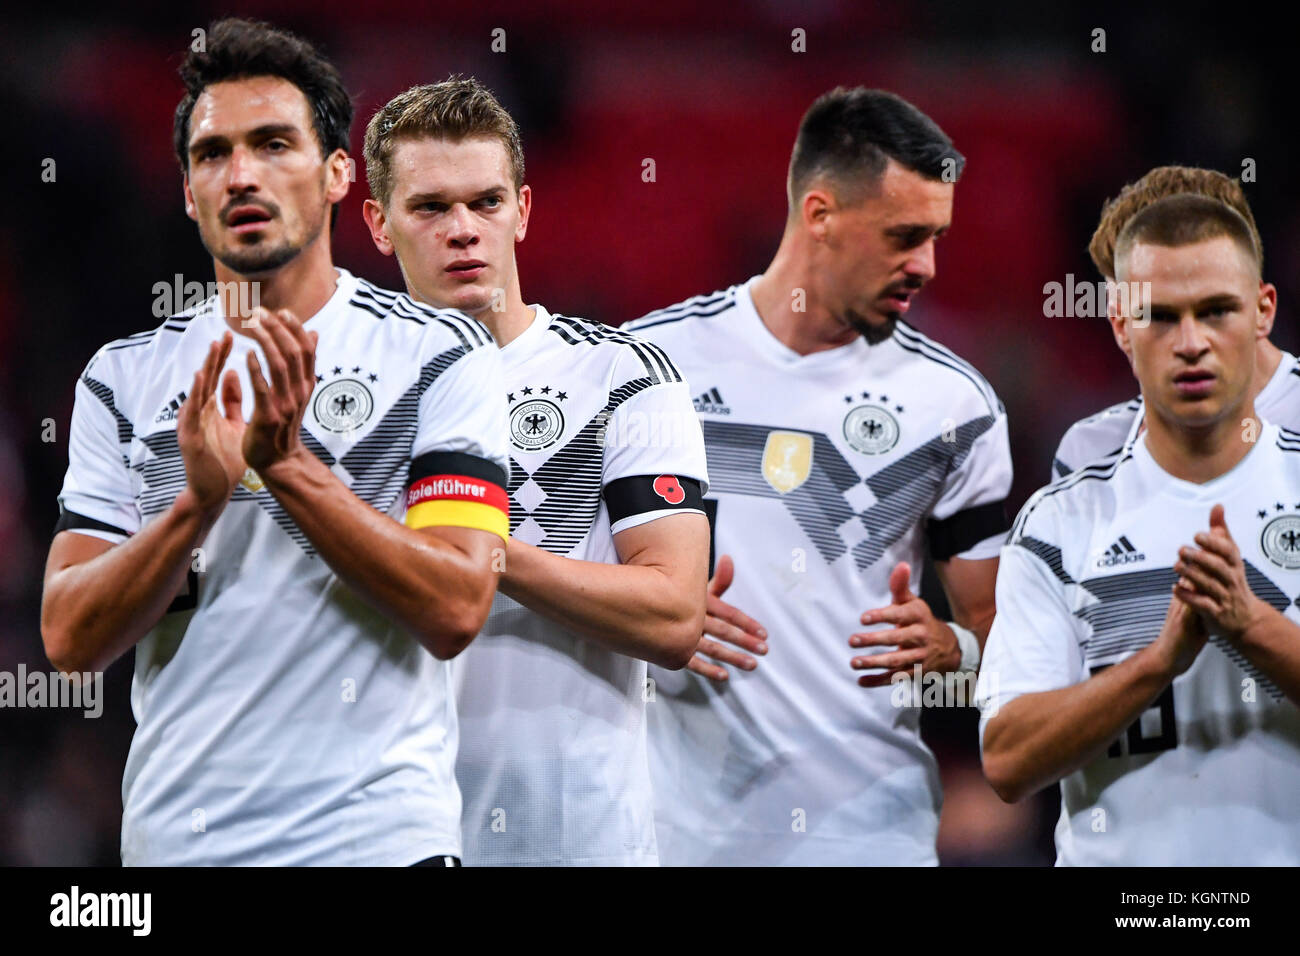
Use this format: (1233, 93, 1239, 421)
(1073, 396, 1143, 427)
(348, 294, 388, 321)
(104, 337, 156, 352)
(627, 297, 736, 332)
(1277, 426, 1300, 452)
(626, 286, 738, 330)
(890, 329, 1000, 416)
(632, 287, 733, 323)
(351, 280, 493, 348)
(889, 321, 998, 416)
(549, 314, 684, 384)
(1010, 446, 1133, 540)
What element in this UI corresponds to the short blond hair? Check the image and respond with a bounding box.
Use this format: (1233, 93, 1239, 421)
(1114, 194, 1260, 279)
(363, 76, 524, 207)
(1090, 166, 1261, 278)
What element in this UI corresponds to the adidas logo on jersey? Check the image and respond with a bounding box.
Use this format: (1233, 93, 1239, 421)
(1096, 534, 1146, 567)
(154, 390, 188, 423)
(693, 387, 730, 415)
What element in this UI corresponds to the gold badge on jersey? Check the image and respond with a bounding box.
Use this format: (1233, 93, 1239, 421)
(762, 431, 813, 494)
(239, 468, 265, 492)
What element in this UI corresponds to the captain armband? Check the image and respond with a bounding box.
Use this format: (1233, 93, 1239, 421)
(403, 451, 509, 542)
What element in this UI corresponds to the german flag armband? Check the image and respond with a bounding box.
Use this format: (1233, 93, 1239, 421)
(404, 451, 509, 542)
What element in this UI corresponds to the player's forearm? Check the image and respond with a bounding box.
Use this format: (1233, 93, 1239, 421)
(260, 449, 496, 658)
(499, 539, 703, 669)
(1235, 603, 1300, 707)
(41, 489, 220, 674)
(981, 643, 1177, 802)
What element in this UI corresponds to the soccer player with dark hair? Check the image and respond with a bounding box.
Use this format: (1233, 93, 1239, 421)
(624, 87, 1013, 865)
(979, 195, 1300, 864)
(362, 78, 709, 865)
(1052, 166, 1295, 478)
(41, 19, 509, 866)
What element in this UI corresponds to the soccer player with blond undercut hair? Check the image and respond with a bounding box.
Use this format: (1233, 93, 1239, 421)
(1052, 166, 1296, 479)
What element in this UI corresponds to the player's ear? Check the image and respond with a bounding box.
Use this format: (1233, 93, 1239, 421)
(1256, 280, 1277, 341)
(326, 149, 352, 205)
(514, 184, 531, 243)
(1106, 279, 1134, 363)
(182, 173, 198, 222)
(801, 188, 832, 241)
(362, 199, 394, 256)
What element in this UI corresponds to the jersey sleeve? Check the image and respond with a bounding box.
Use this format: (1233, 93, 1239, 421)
(925, 401, 1013, 561)
(600, 342, 710, 536)
(1050, 430, 1077, 481)
(56, 353, 142, 545)
(974, 496, 1086, 746)
(404, 328, 511, 542)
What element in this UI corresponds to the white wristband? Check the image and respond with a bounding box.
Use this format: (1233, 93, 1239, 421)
(949, 622, 981, 673)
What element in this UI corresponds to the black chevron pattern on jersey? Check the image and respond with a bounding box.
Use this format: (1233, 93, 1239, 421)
(135, 427, 320, 553)
(335, 345, 469, 512)
(1016, 535, 1076, 585)
(701, 414, 995, 571)
(507, 376, 656, 554)
(134, 344, 470, 557)
(851, 415, 995, 570)
(701, 421, 856, 564)
(1074, 562, 1288, 701)
(81, 374, 136, 449)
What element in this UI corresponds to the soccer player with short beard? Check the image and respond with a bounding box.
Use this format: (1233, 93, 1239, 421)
(42, 19, 509, 866)
(625, 88, 1013, 865)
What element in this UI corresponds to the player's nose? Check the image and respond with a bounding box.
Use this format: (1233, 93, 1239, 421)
(1172, 313, 1210, 358)
(903, 239, 937, 283)
(447, 204, 479, 246)
(225, 145, 260, 194)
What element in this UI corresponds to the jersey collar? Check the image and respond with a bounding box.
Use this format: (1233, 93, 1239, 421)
(735, 276, 871, 371)
(497, 304, 549, 359)
(1133, 419, 1278, 500)
(205, 267, 357, 332)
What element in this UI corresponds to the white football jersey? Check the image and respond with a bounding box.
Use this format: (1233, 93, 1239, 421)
(626, 278, 1014, 865)
(56, 269, 510, 866)
(977, 422, 1300, 865)
(1052, 349, 1299, 478)
(452, 305, 709, 866)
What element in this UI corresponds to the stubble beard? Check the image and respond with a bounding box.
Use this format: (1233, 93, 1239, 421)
(845, 308, 898, 346)
(207, 206, 327, 277)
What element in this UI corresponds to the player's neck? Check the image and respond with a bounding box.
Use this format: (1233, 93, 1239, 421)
(468, 285, 533, 348)
(752, 256, 860, 356)
(1254, 338, 1283, 396)
(214, 240, 339, 334)
(1142, 398, 1261, 485)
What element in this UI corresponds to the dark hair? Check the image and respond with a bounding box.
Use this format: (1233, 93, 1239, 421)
(172, 18, 353, 180)
(788, 87, 963, 206)
(1114, 194, 1261, 278)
